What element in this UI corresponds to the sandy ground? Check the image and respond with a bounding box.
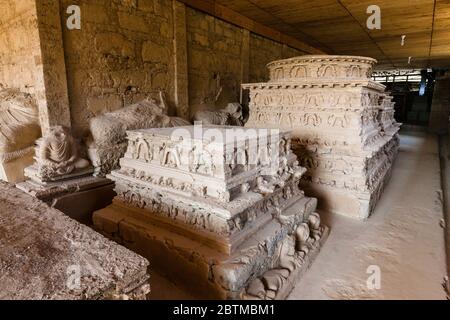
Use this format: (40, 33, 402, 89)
(288, 131, 448, 300)
(148, 131, 448, 300)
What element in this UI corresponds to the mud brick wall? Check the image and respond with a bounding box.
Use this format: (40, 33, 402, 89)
(186, 7, 245, 116)
(60, 0, 176, 136)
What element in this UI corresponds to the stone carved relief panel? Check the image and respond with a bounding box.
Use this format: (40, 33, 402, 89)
(267, 55, 376, 82)
(250, 90, 362, 110)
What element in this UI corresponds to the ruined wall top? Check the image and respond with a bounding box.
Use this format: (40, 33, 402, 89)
(267, 55, 377, 82)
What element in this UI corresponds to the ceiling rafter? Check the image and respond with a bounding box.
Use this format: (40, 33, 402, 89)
(177, 0, 326, 54)
(246, 0, 335, 54)
(182, 0, 450, 69)
(336, 0, 395, 68)
(427, 0, 437, 67)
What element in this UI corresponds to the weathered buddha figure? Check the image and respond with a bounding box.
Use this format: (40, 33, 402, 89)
(36, 126, 90, 179)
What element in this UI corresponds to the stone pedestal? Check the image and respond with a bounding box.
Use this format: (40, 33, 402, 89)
(0, 88, 42, 183)
(17, 165, 115, 225)
(243, 55, 400, 220)
(94, 126, 328, 299)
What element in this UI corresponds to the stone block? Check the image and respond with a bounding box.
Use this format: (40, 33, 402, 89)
(0, 150, 35, 183)
(94, 125, 328, 299)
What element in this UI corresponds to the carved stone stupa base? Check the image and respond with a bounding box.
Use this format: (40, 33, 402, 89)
(94, 126, 328, 299)
(243, 55, 401, 220)
(95, 201, 329, 299)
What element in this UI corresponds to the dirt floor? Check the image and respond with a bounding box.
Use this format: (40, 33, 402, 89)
(148, 130, 449, 300)
(288, 130, 448, 300)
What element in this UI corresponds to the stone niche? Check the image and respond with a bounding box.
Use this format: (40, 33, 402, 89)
(94, 125, 328, 299)
(243, 55, 401, 220)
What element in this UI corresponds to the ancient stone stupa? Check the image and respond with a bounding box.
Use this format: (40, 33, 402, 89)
(243, 55, 400, 220)
(94, 125, 328, 299)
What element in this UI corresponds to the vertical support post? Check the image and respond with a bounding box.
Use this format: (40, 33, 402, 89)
(240, 30, 250, 104)
(173, 0, 190, 120)
(34, 0, 71, 132)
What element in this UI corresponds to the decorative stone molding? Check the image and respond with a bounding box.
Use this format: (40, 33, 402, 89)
(244, 212, 326, 300)
(266, 55, 377, 82)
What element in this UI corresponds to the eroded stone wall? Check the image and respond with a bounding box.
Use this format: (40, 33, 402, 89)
(186, 8, 244, 116)
(0, 0, 41, 96)
(187, 9, 305, 117)
(60, 0, 177, 136)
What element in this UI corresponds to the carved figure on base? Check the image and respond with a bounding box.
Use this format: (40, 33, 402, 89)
(36, 126, 90, 180)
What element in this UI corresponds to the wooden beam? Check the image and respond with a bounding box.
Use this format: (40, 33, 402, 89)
(177, 0, 326, 54)
(427, 0, 437, 68)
